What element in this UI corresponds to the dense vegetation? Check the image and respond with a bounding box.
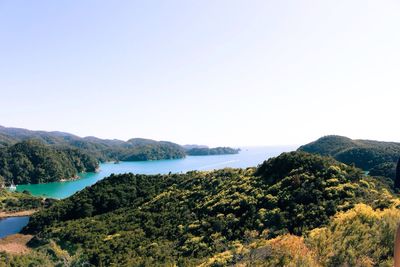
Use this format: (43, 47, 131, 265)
(298, 135, 400, 182)
(0, 140, 98, 184)
(0, 127, 239, 186)
(186, 147, 240, 156)
(0, 126, 238, 162)
(396, 158, 400, 189)
(0, 189, 53, 213)
(0, 126, 187, 163)
(0, 251, 55, 267)
(203, 203, 400, 267)
(14, 151, 399, 266)
(119, 139, 186, 161)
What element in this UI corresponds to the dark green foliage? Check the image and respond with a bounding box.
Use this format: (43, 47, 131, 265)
(255, 152, 363, 234)
(0, 189, 53, 212)
(395, 158, 400, 189)
(255, 151, 362, 184)
(23, 173, 186, 233)
(120, 140, 186, 161)
(298, 135, 400, 180)
(24, 152, 383, 266)
(0, 126, 241, 186)
(369, 162, 396, 179)
(0, 126, 241, 164)
(0, 140, 98, 184)
(335, 147, 395, 170)
(298, 135, 357, 156)
(186, 147, 240, 156)
(0, 126, 187, 163)
(0, 251, 54, 267)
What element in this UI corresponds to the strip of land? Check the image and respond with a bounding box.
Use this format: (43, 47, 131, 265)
(0, 234, 33, 254)
(0, 210, 37, 218)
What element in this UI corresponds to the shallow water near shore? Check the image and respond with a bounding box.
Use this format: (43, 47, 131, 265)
(16, 146, 296, 199)
(0, 216, 30, 238)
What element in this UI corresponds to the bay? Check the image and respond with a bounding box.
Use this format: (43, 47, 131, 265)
(0, 216, 30, 238)
(16, 146, 296, 199)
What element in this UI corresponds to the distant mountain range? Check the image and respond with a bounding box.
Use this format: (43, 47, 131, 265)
(0, 126, 239, 184)
(0, 125, 187, 162)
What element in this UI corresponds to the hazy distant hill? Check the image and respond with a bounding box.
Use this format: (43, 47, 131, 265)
(0, 126, 186, 162)
(186, 146, 240, 156)
(298, 135, 400, 180)
(0, 126, 241, 184)
(0, 126, 187, 184)
(182, 144, 209, 150)
(0, 126, 238, 161)
(0, 125, 81, 145)
(182, 144, 241, 156)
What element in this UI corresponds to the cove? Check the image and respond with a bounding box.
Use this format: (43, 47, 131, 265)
(0, 216, 30, 238)
(16, 146, 295, 199)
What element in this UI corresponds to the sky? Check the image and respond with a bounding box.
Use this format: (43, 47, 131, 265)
(0, 0, 399, 147)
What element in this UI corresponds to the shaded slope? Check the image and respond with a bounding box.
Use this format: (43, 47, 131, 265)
(298, 135, 400, 180)
(0, 140, 98, 184)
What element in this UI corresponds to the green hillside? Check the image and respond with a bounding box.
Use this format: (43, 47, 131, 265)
(0, 126, 243, 184)
(298, 135, 400, 181)
(0, 140, 98, 184)
(0, 189, 53, 213)
(0, 126, 187, 163)
(0, 127, 188, 184)
(12, 151, 398, 266)
(186, 147, 240, 156)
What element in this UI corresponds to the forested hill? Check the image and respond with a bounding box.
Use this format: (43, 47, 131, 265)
(0, 126, 186, 162)
(119, 139, 186, 161)
(0, 126, 238, 162)
(19, 151, 400, 266)
(0, 188, 55, 213)
(0, 140, 98, 184)
(186, 146, 240, 156)
(0, 126, 242, 185)
(298, 135, 400, 181)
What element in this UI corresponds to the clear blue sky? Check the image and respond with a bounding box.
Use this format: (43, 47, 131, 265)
(1, 1, 399, 146)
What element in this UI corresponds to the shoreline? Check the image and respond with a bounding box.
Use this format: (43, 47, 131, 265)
(59, 174, 80, 182)
(0, 210, 37, 219)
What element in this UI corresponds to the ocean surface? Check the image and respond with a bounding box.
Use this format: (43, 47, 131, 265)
(16, 146, 296, 199)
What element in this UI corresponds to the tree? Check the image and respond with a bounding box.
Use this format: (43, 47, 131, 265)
(395, 158, 400, 189)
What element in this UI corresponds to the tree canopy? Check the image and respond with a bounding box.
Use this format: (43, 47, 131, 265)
(298, 135, 400, 182)
(20, 151, 398, 266)
(186, 147, 240, 156)
(0, 140, 98, 184)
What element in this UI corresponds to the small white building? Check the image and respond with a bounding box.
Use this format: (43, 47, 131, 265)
(8, 180, 16, 191)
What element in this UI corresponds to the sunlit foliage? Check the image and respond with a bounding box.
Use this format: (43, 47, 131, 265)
(17, 152, 399, 266)
(307, 203, 400, 267)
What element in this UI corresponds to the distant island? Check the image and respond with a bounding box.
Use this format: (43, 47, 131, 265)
(0, 126, 239, 184)
(185, 146, 240, 156)
(182, 144, 209, 150)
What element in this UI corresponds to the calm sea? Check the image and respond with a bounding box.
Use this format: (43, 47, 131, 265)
(16, 146, 296, 199)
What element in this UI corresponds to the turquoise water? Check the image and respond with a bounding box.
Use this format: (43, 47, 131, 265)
(17, 146, 296, 199)
(0, 216, 30, 238)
